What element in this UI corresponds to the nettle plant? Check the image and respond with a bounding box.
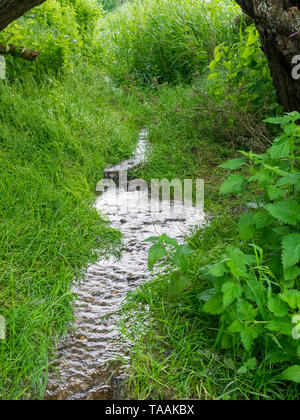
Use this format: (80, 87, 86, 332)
(147, 113, 300, 383)
(200, 112, 300, 383)
(146, 233, 193, 295)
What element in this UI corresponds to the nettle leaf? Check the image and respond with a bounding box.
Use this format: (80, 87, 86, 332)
(264, 115, 293, 125)
(267, 186, 285, 201)
(277, 172, 300, 192)
(208, 261, 228, 277)
(202, 293, 224, 315)
(282, 233, 300, 269)
(280, 289, 300, 310)
(169, 273, 188, 296)
(241, 326, 259, 352)
(237, 300, 258, 321)
(238, 213, 256, 240)
(265, 200, 300, 226)
(266, 319, 293, 336)
(228, 319, 244, 333)
(226, 248, 248, 278)
(197, 288, 216, 302)
(220, 174, 246, 195)
(249, 170, 271, 186)
(222, 282, 243, 307)
(253, 209, 273, 229)
(148, 243, 167, 270)
(284, 266, 300, 281)
(145, 236, 160, 243)
(220, 157, 246, 170)
(160, 233, 178, 247)
(267, 294, 288, 317)
(281, 365, 300, 384)
(268, 140, 291, 160)
(172, 245, 192, 271)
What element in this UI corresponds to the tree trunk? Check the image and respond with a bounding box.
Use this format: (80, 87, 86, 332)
(0, 0, 46, 33)
(235, 0, 300, 112)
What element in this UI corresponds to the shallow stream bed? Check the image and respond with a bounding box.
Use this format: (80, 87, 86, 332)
(45, 131, 204, 400)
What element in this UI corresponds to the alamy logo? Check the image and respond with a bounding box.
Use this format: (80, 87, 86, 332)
(0, 56, 6, 80)
(0, 316, 6, 340)
(291, 55, 300, 80)
(96, 171, 204, 216)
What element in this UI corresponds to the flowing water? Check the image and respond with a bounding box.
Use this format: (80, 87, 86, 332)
(45, 130, 204, 400)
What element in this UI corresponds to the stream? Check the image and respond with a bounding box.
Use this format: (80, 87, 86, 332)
(45, 130, 204, 400)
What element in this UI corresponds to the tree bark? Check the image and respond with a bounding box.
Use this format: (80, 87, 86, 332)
(0, 43, 39, 61)
(235, 0, 300, 112)
(0, 0, 46, 33)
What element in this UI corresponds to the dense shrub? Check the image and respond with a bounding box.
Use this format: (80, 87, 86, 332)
(0, 0, 102, 75)
(208, 25, 277, 111)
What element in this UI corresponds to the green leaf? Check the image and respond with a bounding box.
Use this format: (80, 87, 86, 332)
(241, 326, 259, 352)
(264, 115, 295, 125)
(160, 233, 178, 247)
(228, 319, 244, 333)
(284, 266, 300, 281)
(267, 294, 288, 317)
(265, 319, 293, 336)
(220, 158, 246, 170)
(265, 200, 300, 226)
(172, 245, 192, 272)
(238, 213, 256, 240)
(226, 248, 248, 278)
(277, 172, 300, 191)
(145, 236, 160, 242)
(237, 300, 257, 321)
(148, 243, 167, 270)
(253, 210, 273, 229)
(280, 289, 300, 310)
(169, 273, 188, 296)
(220, 174, 246, 195)
(222, 282, 243, 307)
(269, 140, 291, 160)
(281, 365, 300, 384)
(244, 358, 257, 370)
(267, 186, 285, 201)
(202, 294, 224, 315)
(208, 261, 228, 277)
(282, 233, 300, 269)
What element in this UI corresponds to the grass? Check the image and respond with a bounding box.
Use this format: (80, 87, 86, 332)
(95, 0, 240, 84)
(0, 63, 141, 399)
(1, 0, 298, 401)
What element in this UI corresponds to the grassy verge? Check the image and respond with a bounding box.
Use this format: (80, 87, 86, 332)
(118, 82, 299, 400)
(0, 64, 140, 399)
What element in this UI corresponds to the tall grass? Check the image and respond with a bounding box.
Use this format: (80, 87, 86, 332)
(0, 64, 139, 399)
(96, 0, 240, 83)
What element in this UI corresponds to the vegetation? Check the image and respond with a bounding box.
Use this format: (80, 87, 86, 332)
(0, 0, 299, 400)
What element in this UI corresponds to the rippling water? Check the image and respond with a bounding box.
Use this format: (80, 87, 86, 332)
(45, 131, 204, 400)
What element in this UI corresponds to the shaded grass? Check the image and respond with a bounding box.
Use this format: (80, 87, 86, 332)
(0, 64, 140, 399)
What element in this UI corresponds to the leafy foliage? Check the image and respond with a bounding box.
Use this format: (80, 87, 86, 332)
(201, 113, 300, 383)
(148, 113, 300, 385)
(0, 0, 102, 75)
(208, 25, 278, 113)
